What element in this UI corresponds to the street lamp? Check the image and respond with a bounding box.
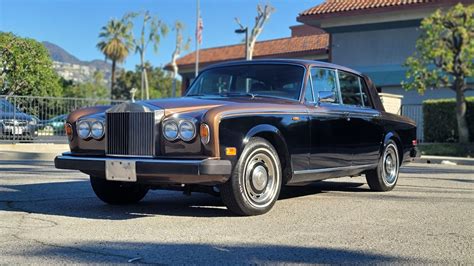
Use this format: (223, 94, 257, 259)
(235, 27, 249, 60)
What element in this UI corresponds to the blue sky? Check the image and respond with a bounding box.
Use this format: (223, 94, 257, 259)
(0, 0, 323, 70)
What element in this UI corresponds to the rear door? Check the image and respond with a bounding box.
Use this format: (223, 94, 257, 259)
(337, 71, 383, 166)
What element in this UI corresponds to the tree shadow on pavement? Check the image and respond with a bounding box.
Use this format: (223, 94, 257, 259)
(0, 179, 366, 220)
(14, 241, 410, 264)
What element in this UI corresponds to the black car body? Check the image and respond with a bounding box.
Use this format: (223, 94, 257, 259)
(55, 59, 419, 215)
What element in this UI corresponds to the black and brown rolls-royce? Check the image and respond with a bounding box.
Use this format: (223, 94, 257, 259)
(55, 59, 419, 216)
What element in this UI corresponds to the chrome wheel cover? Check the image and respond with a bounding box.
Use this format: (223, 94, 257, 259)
(382, 143, 399, 186)
(242, 148, 280, 208)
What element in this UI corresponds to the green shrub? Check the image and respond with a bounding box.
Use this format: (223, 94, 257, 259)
(423, 97, 474, 142)
(419, 143, 474, 157)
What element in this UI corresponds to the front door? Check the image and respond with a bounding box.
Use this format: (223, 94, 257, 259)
(307, 68, 354, 170)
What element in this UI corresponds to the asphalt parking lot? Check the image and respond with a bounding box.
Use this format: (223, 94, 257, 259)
(0, 160, 472, 264)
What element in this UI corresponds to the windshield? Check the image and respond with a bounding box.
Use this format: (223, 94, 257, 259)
(186, 64, 305, 101)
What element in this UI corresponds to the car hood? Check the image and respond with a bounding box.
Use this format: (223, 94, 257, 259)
(68, 96, 304, 123)
(0, 112, 33, 121)
(145, 96, 302, 117)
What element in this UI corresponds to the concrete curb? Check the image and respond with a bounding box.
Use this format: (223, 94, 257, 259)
(414, 155, 474, 166)
(0, 151, 60, 161)
(0, 144, 68, 161)
(1, 144, 473, 166)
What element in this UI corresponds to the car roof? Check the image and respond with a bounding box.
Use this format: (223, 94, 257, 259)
(204, 59, 363, 76)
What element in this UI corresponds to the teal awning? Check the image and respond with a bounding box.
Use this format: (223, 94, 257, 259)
(350, 64, 473, 88)
(350, 65, 407, 87)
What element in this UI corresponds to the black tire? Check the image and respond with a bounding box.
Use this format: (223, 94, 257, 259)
(366, 140, 400, 191)
(90, 176, 149, 205)
(220, 137, 282, 216)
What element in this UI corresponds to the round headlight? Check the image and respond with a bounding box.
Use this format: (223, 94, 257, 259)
(77, 121, 91, 139)
(179, 120, 196, 141)
(91, 121, 105, 139)
(163, 120, 179, 141)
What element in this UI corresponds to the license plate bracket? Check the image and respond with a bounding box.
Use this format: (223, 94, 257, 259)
(105, 160, 137, 182)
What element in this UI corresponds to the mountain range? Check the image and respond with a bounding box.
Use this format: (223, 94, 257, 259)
(43, 41, 111, 70)
(43, 41, 111, 84)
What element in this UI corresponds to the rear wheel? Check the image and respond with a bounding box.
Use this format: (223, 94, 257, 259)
(220, 137, 282, 216)
(90, 176, 149, 205)
(366, 140, 400, 191)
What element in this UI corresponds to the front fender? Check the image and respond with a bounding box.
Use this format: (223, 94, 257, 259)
(243, 124, 283, 145)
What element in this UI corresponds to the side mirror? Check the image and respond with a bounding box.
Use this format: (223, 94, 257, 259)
(318, 91, 336, 104)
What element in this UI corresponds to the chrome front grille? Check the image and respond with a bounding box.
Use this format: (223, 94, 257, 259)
(106, 112, 156, 157)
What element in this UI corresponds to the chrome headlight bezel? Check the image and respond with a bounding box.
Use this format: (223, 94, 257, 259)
(77, 120, 91, 139)
(178, 120, 196, 142)
(163, 120, 179, 141)
(90, 121, 105, 140)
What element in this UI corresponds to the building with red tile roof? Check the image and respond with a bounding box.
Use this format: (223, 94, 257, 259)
(170, 0, 473, 142)
(168, 25, 329, 93)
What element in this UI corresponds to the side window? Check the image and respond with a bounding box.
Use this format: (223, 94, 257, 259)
(359, 79, 373, 108)
(304, 77, 314, 103)
(310, 68, 339, 103)
(338, 71, 363, 106)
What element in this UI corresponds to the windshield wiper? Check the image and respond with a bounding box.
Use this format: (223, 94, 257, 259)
(220, 92, 256, 99)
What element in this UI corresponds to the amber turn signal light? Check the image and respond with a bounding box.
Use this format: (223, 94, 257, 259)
(200, 123, 210, 144)
(225, 147, 237, 156)
(65, 123, 73, 139)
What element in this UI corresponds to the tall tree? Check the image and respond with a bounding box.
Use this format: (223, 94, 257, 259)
(115, 64, 177, 100)
(170, 21, 191, 97)
(124, 11, 168, 100)
(0, 32, 62, 96)
(96, 19, 133, 99)
(63, 71, 109, 99)
(403, 3, 474, 143)
(235, 4, 274, 60)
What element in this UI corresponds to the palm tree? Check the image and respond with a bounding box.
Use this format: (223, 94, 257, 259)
(97, 19, 133, 99)
(123, 11, 168, 100)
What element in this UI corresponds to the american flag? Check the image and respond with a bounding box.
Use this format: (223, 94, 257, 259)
(196, 16, 203, 45)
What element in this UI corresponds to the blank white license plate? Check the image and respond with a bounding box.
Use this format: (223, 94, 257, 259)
(105, 160, 137, 182)
(6, 126, 23, 135)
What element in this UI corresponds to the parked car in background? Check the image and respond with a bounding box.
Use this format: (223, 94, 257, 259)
(0, 99, 38, 140)
(39, 114, 67, 135)
(55, 59, 419, 216)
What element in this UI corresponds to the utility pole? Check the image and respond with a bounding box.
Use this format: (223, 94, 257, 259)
(235, 26, 249, 60)
(194, 0, 200, 77)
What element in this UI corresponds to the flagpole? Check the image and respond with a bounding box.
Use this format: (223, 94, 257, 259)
(195, 0, 200, 78)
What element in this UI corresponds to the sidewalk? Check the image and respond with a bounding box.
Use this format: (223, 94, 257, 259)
(1, 144, 474, 166)
(0, 143, 68, 161)
(414, 155, 474, 166)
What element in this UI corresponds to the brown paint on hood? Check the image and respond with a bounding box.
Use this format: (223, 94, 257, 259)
(145, 97, 300, 117)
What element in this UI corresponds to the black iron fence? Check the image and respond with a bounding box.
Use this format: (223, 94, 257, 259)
(401, 104, 424, 142)
(1, 95, 426, 144)
(0, 95, 123, 143)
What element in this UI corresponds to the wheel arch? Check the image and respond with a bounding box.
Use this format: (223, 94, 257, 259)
(383, 131, 403, 166)
(243, 124, 292, 184)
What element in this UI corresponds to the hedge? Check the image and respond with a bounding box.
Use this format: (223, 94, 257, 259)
(423, 97, 474, 142)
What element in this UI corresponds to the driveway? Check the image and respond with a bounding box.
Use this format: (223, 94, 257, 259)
(0, 161, 472, 263)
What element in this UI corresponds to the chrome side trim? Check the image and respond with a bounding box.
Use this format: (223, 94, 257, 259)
(294, 163, 377, 175)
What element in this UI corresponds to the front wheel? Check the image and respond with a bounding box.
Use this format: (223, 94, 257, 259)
(90, 176, 149, 205)
(366, 140, 400, 191)
(220, 137, 282, 216)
